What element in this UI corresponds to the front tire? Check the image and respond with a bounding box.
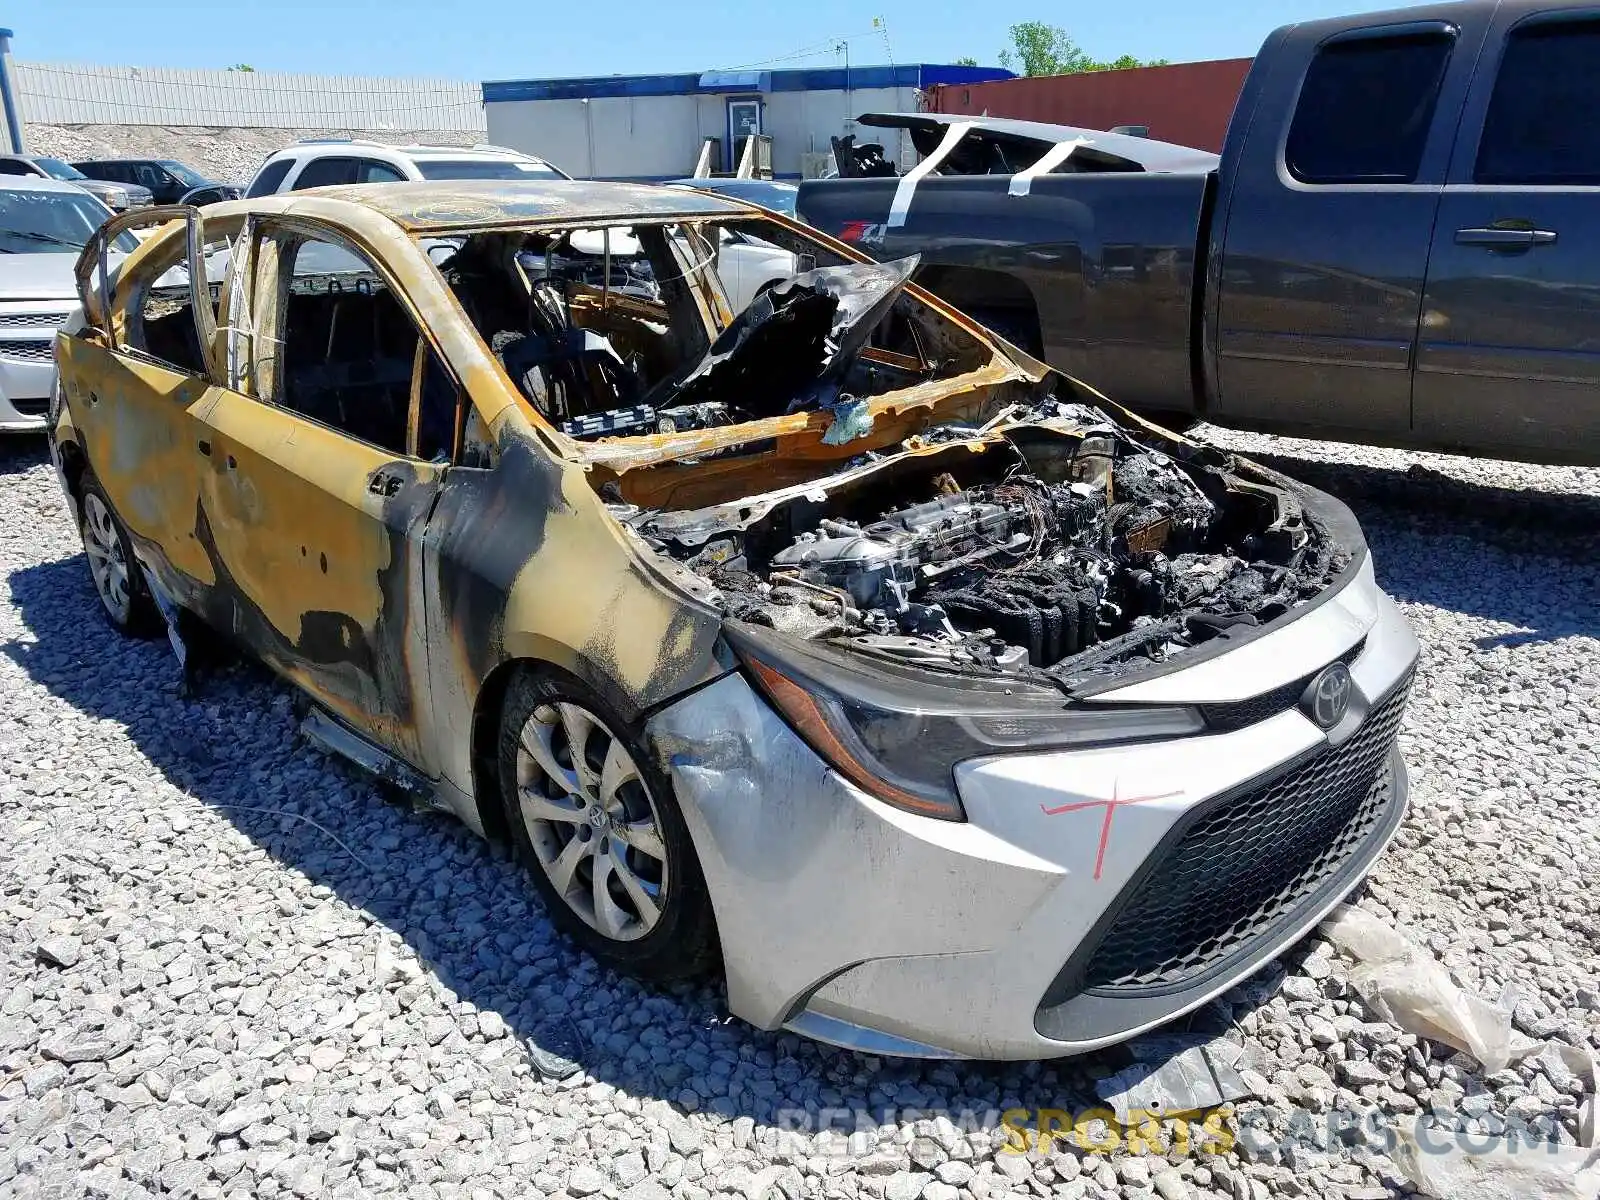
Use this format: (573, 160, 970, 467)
(79, 473, 163, 639)
(497, 668, 718, 981)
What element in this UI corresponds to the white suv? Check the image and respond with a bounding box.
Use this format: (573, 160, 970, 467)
(244, 141, 568, 197)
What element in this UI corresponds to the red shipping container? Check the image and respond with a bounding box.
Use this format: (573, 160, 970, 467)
(926, 58, 1253, 154)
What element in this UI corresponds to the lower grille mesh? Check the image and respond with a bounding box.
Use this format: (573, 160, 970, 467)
(1077, 675, 1411, 993)
(0, 313, 67, 331)
(0, 341, 54, 364)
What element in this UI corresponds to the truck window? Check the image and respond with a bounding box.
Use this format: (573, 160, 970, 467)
(1476, 19, 1600, 185)
(1285, 31, 1454, 184)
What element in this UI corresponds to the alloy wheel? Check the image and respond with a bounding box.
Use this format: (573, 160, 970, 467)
(515, 701, 668, 942)
(82, 492, 132, 625)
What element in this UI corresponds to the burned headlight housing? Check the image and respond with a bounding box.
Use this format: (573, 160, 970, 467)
(728, 622, 1204, 821)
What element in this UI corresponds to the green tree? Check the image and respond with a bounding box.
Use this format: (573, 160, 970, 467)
(997, 22, 1167, 76)
(227, 63, 255, 72)
(953, 56, 979, 67)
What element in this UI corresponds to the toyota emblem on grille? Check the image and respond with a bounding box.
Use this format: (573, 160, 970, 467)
(1303, 662, 1353, 730)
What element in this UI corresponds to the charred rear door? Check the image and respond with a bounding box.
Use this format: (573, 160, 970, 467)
(194, 219, 451, 771)
(65, 205, 227, 608)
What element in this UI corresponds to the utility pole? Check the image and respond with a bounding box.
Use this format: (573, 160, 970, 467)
(0, 30, 24, 154)
(837, 39, 852, 137)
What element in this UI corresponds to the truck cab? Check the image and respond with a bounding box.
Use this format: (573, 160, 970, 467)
(1212, 0, 1600, 461)
(799, 0, 1600, 465)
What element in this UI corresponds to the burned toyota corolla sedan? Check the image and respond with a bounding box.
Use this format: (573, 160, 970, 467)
(49, 181, 1418, 1059)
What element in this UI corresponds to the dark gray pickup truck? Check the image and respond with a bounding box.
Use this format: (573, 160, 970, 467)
(797, 0, 1600, 466)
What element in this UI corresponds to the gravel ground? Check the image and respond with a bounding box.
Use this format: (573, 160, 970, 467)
(1, 427, 1596, 1200)
(24, 125, 484, 188)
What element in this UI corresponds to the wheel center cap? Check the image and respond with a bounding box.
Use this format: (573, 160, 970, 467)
(586, 808, 608, 829)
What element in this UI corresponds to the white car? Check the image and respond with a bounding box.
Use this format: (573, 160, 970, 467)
(559, 225, 796, 320)
(709, 229, 797, 314)
(0, 177, 134, 432)
(246, 143, 797, 315)
(243, 140, 569, 197)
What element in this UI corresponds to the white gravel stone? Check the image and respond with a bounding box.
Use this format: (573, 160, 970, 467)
(34, 937, 81, 968)
(934, 1161, 975, 1186)
(884, 1171, 930, 1200)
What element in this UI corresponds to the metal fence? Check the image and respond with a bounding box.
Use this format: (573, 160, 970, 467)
(15, 61, 486, 132)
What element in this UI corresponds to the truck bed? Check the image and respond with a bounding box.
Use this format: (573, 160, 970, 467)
(797, 114, 1216, 416)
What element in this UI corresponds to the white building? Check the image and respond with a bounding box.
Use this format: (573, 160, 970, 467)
(481, 64, 1010, 181)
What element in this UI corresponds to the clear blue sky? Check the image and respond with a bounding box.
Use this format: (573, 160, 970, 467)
(10, 0, 1383, 79)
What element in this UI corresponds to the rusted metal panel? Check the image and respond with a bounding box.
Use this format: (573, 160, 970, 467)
(926, 59, 1253, 154)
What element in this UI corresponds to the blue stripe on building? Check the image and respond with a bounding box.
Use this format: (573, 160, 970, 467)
(481, 64, 1011, 105)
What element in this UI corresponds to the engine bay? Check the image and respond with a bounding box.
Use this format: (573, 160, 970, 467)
(623, 401, 1348, 687)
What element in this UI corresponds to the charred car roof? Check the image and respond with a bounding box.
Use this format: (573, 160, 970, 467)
(198, 179, 754, 233)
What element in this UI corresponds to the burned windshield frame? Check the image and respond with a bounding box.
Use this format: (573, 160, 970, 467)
(414, 212, 994, 447)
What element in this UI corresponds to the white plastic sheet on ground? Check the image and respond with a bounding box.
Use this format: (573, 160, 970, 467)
(1320, 904, 1526, 1073)
(1094, 1035, 1252, 1124)
(1391, 1129, 1600, 1200)
(1321, 904, 1600, 1199)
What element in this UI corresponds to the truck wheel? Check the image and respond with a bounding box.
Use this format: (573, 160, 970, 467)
(78, 473, 163, 639)
(497, 668, 718, 982)
(972, 307, 1043, 358)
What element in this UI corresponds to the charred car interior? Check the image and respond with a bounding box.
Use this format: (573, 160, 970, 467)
(429, 220, 974, 444)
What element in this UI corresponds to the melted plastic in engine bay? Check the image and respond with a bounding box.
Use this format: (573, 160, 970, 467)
(622, 402, 1347, 687)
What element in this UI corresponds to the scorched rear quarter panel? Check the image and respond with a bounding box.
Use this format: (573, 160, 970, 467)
(54, 336, 218, 601)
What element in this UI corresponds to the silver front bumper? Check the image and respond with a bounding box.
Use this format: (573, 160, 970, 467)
(645, 556, 1420, 1060)
(0, 305, 74, 432)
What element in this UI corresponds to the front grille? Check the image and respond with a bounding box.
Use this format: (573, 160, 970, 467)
(0, 313, 67, 332)
(1075, 673, 1411, 993)
(1200, 638, 1366, 732)
(0, 340, 54, 364)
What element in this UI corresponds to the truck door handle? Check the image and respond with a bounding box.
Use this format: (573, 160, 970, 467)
(1455, 226, 1558, 249)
